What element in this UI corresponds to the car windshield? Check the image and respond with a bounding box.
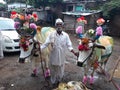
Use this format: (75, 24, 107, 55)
(0, 19, 15, 30)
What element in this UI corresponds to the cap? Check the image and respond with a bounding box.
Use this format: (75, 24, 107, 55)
(55, 18, 64, 26)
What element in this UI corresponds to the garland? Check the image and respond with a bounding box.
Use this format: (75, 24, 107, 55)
(78, 44, 90, 51)
(11, 11, 38, 51)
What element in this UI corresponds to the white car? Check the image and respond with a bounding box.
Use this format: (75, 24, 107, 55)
(0, 17, 20, 52)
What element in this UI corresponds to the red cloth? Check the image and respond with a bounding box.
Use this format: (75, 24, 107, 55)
(78, 44, 90, 51)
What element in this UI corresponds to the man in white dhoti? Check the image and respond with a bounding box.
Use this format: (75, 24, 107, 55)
(41, 18, 78, 87)
(0, 32, 4, 59)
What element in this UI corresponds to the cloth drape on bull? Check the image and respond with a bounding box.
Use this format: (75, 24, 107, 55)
(77, 35, 114, 85)
(95, 36, 113, 62)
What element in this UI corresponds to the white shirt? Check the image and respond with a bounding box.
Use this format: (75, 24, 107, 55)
(41, 31, 73, 66)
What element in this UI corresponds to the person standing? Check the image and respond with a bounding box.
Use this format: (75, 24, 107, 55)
(0, 32, 4, 60)
(41, 18, 78, 87)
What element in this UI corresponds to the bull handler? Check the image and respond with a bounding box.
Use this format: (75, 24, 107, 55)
(41, 18, 78, 88)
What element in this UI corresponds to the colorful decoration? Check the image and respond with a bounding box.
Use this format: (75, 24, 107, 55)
(96, 18, 105, 26)
(36, 26, 42, 32)
(93, 61, 99, 69)
(78, 38, 90, 51)
(78, 44, 90, 51)
(19, 37, 30, 51)
(11, 11, 38, 38)
(11, 11, 38, 51)
(76, 16, 87, 38)
(77, 16, 87, 24)
(96, 26, 103, 36)
(76, 26, 83, 38)
(76, 26, 83, 34)
(54, 81, 89, 90)
(94, 18, 105, 40)
(87, 29, 95, 37)
(10, 11, 18, 19)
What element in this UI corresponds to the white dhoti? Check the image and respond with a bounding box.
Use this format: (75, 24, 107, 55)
(50, 64, 64, 84)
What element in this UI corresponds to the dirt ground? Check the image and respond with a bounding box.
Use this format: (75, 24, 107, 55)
(0, 34, 120, 90)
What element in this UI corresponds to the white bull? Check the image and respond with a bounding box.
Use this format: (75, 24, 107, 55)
(77, 36, 113, 85)
(19, 27, 55, 77)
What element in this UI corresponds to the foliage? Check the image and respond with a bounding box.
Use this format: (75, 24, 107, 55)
(6, 0, 63, 8)
(6, 0, 35, 6)
(34, 0, 63, 8)
(101, 0, 120, 19)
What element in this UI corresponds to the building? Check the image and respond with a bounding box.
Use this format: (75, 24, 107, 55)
(62, 0, 102, 33)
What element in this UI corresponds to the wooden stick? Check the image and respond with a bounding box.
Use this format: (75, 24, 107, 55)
(109, 56, 120, 81)
(98, 61, 120, 90)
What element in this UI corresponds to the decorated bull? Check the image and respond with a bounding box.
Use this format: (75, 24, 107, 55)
(11, 11, 55, 78)
(18, 26, 55, 77)
(77, 35, 113, 85)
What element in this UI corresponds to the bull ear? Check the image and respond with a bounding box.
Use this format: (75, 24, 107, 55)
(94, 43, 106, 49)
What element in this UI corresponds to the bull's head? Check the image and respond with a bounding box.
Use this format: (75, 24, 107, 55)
(77, 38, 105, 67)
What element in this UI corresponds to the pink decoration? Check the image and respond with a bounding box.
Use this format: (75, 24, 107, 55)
(25, 14, 31, 20)
(30, 23, 37, 29)
(89, 76, 94, 85)
(76, 26, 83, 34)
(45, 68, 51, 78)
(82, 76, 88, 84)
(96, 26, 103, 36)
(14, 22, 20, 29)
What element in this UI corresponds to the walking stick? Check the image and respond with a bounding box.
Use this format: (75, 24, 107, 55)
(36, 42, 50, 89)
(98, 57, 120, 90)
(109, 56, 120, 81)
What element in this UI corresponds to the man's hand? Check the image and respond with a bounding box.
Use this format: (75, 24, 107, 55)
(74, 52, 79, 57)
(71, 50, 79, 57)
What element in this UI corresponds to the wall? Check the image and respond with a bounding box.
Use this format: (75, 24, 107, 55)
(63, 12, 101, 34)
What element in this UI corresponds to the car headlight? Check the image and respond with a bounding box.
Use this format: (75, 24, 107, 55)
(3, 36, 13, 43)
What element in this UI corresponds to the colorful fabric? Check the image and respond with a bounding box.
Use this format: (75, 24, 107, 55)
(96, 36, 113, 62)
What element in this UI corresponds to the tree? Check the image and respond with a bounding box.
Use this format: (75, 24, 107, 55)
(101, 0, 120, 20)
(34, 0, 63, 8)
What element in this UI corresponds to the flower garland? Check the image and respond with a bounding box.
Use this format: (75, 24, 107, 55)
(96, 18, 105, 26)
(76, 16, 87, 24)
(76, 16, 87, 38)
(19, 37, 29, 51)
(78, 38, 90, 51)
(11, 11, 38, 51)
(78, 44, 90, 51)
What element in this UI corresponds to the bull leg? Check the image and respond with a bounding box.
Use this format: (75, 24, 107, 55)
(82, 66, 89, 84)
(89, 61, 98, 85)
(103, 58, 109, 71)
(98, 58, 108, 73)
(44, 57, 51, 78)
(89, 69, 95, 85)
(31, 58, 39, 77)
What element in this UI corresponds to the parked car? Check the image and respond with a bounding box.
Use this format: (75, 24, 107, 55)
(0, 17, 20, 52)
